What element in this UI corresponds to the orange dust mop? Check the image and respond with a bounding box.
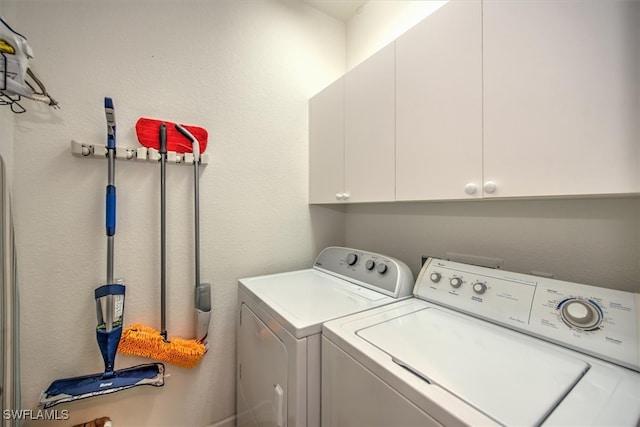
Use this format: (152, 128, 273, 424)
(118, 123, 205, 368)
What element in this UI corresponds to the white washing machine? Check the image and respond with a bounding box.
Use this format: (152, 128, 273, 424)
(322, 257, 640, 426)
(236, 246, 414, 427)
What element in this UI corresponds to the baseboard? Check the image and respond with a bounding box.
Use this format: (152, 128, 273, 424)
(204, 414, 236, 427)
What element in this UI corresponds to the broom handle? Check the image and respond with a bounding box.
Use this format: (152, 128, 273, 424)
(160, 123, 167, 341)
(194, 153, 200, 288)
(174, 124, 201, 288)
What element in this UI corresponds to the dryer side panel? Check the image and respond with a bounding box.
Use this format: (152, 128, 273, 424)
(238, 303, 288, 427)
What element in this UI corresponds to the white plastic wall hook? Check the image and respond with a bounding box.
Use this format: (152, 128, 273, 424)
(92, 145, 107, 158)
(135, 147, 148, 162)
(70, 140, 93, 157)
(147, 148, 160, 162)
(70, 140, 83, 156)
(115, 147, 126, 160)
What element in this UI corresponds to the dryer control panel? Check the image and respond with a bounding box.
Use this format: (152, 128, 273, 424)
(313, 246, 414, 299)
(415, 258, 640, 372)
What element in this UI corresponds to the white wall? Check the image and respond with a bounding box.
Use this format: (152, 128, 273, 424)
(0, 107, 13, 180)
(8, 1, 345, 426)
(346, 0, 447, 70)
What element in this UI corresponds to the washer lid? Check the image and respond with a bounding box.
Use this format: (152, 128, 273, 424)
(240, 269, 392, 338)
(357, 308, 590, 426)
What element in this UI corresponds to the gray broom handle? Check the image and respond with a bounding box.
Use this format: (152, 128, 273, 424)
(160, 123, 167, 340)
(194, 157, 200, 287)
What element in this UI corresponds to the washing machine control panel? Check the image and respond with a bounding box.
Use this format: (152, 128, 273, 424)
(416, 258, 639, 371)
(313, 247, 414, 299)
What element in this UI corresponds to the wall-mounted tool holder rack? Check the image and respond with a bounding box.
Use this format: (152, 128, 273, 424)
(70, 140, 209, 165)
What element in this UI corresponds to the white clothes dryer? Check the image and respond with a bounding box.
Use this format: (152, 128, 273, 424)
(322, 257, 640, 426)
(236, 246, 414, 427)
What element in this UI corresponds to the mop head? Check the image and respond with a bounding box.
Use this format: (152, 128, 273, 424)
(135, 118, 208, 153)
(39, 363, 164, 409)
(118, 324, 205, 369)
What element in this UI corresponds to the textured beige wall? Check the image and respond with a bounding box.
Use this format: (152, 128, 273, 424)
(9, 1, 345, 425)
(345, 198, 640, 293)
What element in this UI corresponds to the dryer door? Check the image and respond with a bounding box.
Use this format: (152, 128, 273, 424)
(238, 303, 288, 427)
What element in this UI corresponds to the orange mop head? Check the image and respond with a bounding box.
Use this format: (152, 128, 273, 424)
(118, 325, 205, 369)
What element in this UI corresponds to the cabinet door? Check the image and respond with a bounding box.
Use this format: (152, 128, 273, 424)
(395, 0, 483, 201)
(483, 0, 640, 197)
(309, 78, 344, 204)
(344, 43, 396, 203)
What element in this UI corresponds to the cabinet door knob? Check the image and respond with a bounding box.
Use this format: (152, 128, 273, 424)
(335, 193, 342, 200)
(483, 181, 497, 194)
(464, 183, 478, 195)
(342, 192, 350, 200)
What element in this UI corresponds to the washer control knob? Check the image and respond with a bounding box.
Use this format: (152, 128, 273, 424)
(472, 282, 487, 294)
(377, 263, 388, 275)
(558, 299, 602, 330)
(430, 273, 442, 283)
(365, 260, 375, 271)
(346, 253, 358, 266)
(566, 302, 592, 323)
(450, 277, 463, 288)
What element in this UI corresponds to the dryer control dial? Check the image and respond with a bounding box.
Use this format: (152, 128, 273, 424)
(558, 298, 602, 331)
(450, 277, 463, 288)
(346, 253, 358, 266)
(377, 263, 388, 275)
(430, 273, 442, 283)
(472, 282, 487, 294)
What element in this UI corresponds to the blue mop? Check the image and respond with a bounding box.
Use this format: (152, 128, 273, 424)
(39, 98, 164, 409)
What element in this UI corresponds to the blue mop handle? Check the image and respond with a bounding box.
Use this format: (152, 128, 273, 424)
(104, 97, 117, 281)
(106, 185, 116, 237)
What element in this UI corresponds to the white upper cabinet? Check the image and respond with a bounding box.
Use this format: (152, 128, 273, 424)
(309, 77, 344, 204)
(344, 42, 396, 203)
(483, 0, 640, 197)
(396, 0, 483, 201)
(309, 0, 639, 204)
(309, 43, 396, 203)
